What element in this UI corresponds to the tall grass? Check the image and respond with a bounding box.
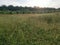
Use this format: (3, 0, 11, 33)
(0, 13, 60, 45)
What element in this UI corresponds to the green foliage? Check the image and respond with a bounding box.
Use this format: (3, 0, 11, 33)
(0, 5, 60, 14)
(0, 13, 60, 45)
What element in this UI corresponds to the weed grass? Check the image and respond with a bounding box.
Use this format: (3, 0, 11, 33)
(0, 13, 60, 45)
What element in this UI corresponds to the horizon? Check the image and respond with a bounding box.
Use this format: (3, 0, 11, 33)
(0, 0, 60, 8)
(0, 5, 58, 9)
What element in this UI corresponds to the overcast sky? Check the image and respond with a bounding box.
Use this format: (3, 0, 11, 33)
(0, 0, 60, 8)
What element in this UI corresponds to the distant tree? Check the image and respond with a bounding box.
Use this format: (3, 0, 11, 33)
(0, 5, 7, 11)
(8, 5, 14, 11)
(0, 5, 60, 14)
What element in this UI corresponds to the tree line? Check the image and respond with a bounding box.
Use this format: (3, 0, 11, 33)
(0, 5, 60, 14)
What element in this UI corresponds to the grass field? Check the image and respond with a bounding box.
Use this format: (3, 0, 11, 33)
(0, 13, 60, 45)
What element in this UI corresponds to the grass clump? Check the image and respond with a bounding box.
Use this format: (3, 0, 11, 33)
(0, 13, 60, 45)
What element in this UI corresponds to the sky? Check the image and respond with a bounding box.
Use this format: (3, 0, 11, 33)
(0, 0, 60, 8)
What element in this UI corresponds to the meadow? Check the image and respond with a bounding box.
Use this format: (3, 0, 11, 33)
(0, 13, 60, 45)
